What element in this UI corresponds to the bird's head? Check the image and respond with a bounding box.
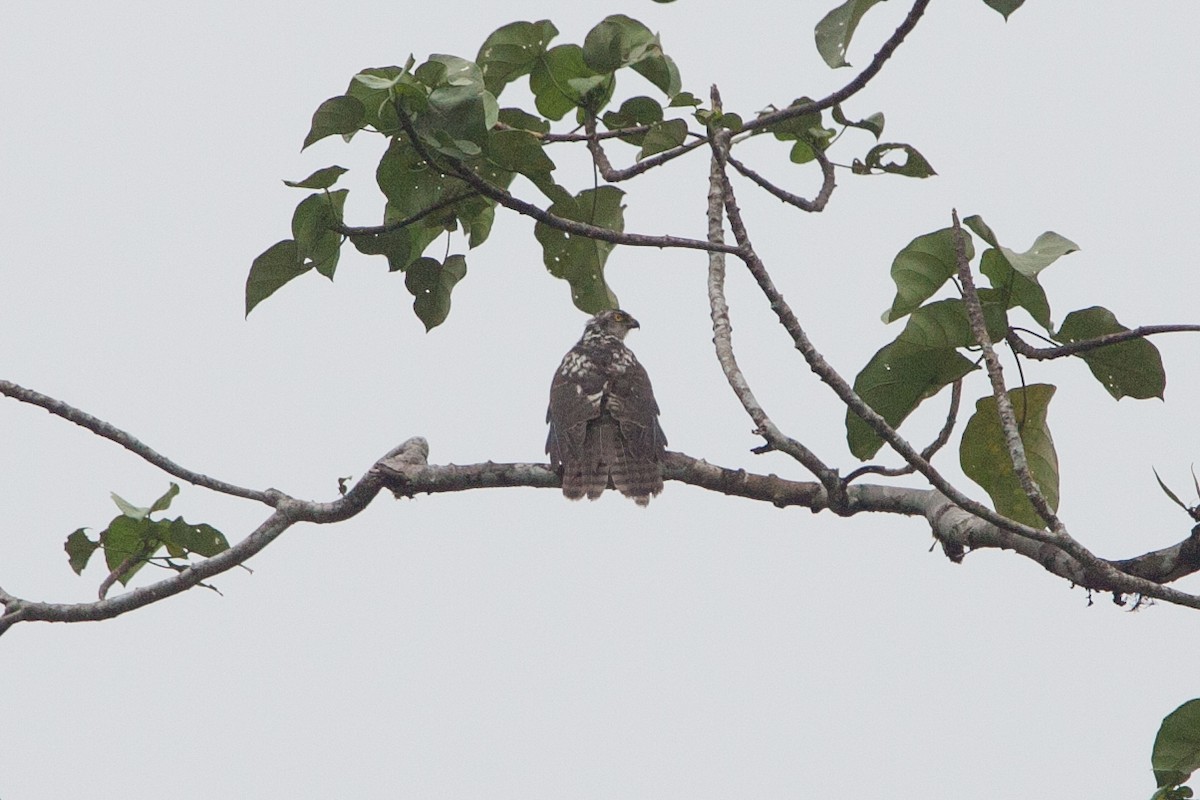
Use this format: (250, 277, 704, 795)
(584, 309, 641, 341)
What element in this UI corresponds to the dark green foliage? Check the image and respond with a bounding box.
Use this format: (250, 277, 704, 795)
(64, 484, 229, 587)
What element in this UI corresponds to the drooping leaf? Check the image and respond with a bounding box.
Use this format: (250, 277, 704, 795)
(960, 384, 1059, 529)
(1154, 700, 1200, 789)
(534, 186, 625, 312)
(638, 119, 687, 160)
(1056, 306, 1165, 400)
(815, 0, 888, 68)
(847, 300, 981, 459)
(302, 95, 365, 150)
(983, 0, 1025, 20)
(832, 104, 884, 138)
(246, 240, 307, 316)
(882, 227, 973, 323)
(476, 20, 559, 95)
(854, 142, 936, 177)
(283, 166, 348, 190)
(404, 255, 468, 330)
(65, 529, 98, 575)
(291, 190, 348, 279)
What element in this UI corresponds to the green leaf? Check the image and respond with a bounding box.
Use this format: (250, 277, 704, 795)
(498, 107, 551, 134)
(534, 186, 625, 312)
(859, 142, 936, 177)
(110, 492, 150, 520)
(530, 45, 608, 120)
(1056, 306, 1166, 400)
(65, 528, 98, 575)
(832, 104, 884, 138)
(882, 227, 973, 323)
(413, 55, 497, 150)
(349, 227, 415, 273)
(163, 518, 229, 558)
(638, 119, 687, 160)
(1154, 700, 1200, 789)
(602, 95, 664, 143)
(815, 0, 887, 68)
(484, 128, 557, 195)
(346, 66, 409, 135)
(581, 15, 680, 96)
(283, 166, 348, 190)
(476, 20, 559, 95)
(960, 384, 1060, 529)
(968, 217, 1078, 330)
(246, 240, 307, 316)
(983, 0, 1025, 20)
(404, 255, 468, 330)
(100, 515, 157, 585)
(303, 95, 365, 150)
(847, 300, 980, 459)
(291, 189, 348, 280)
(148, 483, 180, 515)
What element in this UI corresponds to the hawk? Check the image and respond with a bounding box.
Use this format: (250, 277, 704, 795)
(546, 309, 667, 506)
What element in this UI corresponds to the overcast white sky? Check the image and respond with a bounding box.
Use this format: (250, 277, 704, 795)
(2, 2, 1199, 798)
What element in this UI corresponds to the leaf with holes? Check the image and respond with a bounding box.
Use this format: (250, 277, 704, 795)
(815, 0, 888, 68)
(534, 186, 624, 313)
(404, 255, 468, 331)
(1056, 306, 1165, 400)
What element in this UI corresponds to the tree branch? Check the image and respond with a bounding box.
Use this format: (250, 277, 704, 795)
(583, 116, 710, 183)
(951, 210, 1062, 532)
(393, 114, 741, 256)
(0, 380, 272, 505)
(741, 0, 933, 134)
(706, 123, 839, 492)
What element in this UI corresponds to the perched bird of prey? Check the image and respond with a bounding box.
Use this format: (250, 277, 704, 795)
(546, 309, 667, 506)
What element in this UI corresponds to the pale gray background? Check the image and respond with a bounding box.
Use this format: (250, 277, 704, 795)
(2, 2, 1198, 798)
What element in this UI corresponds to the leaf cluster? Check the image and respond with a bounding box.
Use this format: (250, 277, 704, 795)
(848, 217, 1165, 527)
(64, 484, 229, 590)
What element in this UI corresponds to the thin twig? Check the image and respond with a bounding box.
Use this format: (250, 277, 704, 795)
(0, 380, 272, 504)
(1007, 325, 1200, 359)
(844, 379, 962, 482)
(583, 116, 710, 182)
(726, 150, 836, 212)
(334, 190, 479, 237)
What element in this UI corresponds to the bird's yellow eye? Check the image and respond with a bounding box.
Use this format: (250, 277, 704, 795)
(612, 311, 626, 322)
